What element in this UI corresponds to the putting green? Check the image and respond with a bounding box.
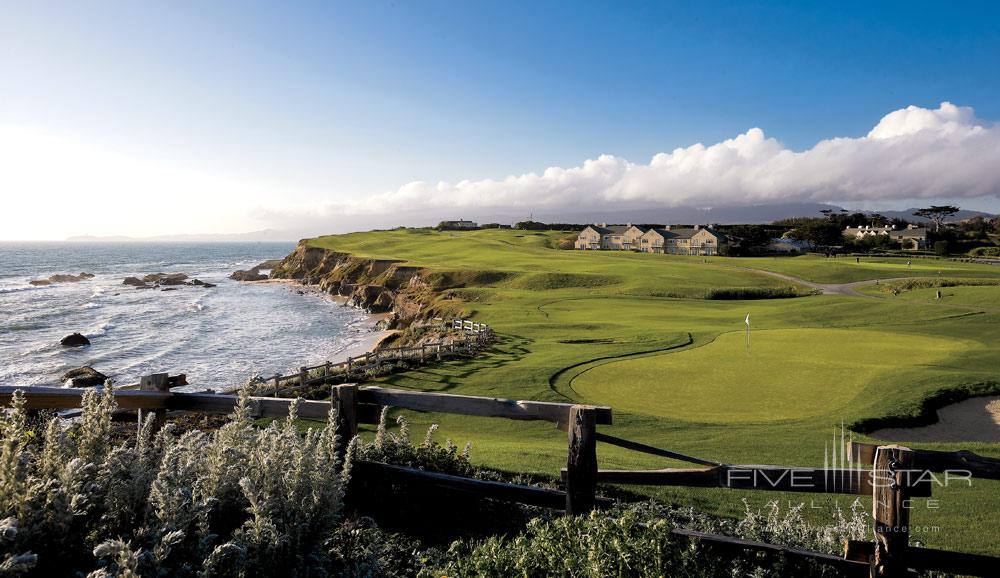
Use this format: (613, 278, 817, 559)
(572, 328, 969, 423)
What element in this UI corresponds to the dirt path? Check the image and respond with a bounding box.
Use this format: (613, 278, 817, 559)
(741, 268, 910, 297)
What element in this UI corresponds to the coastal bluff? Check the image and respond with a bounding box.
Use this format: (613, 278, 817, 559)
(266, 242, 450, 328)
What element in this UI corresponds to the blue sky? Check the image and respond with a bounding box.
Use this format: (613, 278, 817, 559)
(2, 1, 999, 238)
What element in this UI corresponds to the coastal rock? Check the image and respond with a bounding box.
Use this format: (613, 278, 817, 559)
(62, 366, 108, 387)
(144, 272, 188, 285)
(230, 268, 268, 281)
(60, 333, 91, 347)
(255, 259, 284, 271)
(30, 272, 94, 286)
(123, 277, 147, 287)
(188, 279, 217, 288)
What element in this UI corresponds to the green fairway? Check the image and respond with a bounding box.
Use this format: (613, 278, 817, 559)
(303, 228, 1000, 554)
(573, 328, 972, 423)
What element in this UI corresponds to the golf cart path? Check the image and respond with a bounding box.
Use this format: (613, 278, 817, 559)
(741, 268, 910, 297)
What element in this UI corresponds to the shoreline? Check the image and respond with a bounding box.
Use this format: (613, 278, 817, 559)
(241, 277, 397, 382)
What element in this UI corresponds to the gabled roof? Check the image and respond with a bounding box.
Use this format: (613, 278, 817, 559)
(645, 227, 726, 241)
(583, 224, 649, 235)
(890, 227, 928, 238)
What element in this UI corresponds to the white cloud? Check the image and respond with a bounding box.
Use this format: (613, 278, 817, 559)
(3, 102, 997, 239)
(320, 101, 998, 220)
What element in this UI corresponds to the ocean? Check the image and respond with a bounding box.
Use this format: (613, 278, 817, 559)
(0, 242, 373, 391)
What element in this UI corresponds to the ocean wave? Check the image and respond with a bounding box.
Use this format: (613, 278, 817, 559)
(81, 301, 101, 310)
(189, 293, 207, 312)
(0, 285, 47, 294)
(87, 320, 115, 337)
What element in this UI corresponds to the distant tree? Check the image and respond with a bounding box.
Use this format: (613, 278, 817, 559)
(868, 213, 888, 227)
(934, 240, 950, 256)
(890, 217, 913, 230)
(913, 205, 960, 231)
(958, 216, 990, 236)
(728, 225, 771, 253)
(789, 219, 843, 248)
(991, 216, 1000, 234)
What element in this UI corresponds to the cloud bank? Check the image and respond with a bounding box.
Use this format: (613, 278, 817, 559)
(302, 102, 998, 225)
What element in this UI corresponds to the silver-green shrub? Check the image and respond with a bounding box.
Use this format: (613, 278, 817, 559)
(0, 385, 345, 577)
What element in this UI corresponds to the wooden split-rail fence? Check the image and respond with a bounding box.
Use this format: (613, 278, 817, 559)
(3, 372, 999, 577)
(253, 318, 493, 396)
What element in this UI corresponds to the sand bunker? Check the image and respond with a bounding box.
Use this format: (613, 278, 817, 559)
(872, 396, 1000, 443)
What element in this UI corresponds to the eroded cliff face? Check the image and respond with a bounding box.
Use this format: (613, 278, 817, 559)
(269, 242, 446, 327)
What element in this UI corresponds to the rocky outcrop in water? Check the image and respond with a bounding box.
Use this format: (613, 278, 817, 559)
(122, 274, 214, 289)
(62, 366, 107, 387)
(30, 272, 94, 286)
(60, 333, 91, 347)
(144, 272, 188, 285)
(230, 268, 268, 281)
(229, 259, 283, 281)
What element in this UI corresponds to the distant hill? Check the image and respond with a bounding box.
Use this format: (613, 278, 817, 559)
(469, 203, 997, 227)
(65, 229, 298, 243)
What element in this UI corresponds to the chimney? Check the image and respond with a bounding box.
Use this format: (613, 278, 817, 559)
(693, 224, 700, 231)
(601, 222, 607, 228)
(626, 222, 632, 228)
(665, 225, 671, 231)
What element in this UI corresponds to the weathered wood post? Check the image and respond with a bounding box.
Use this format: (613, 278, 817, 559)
(272, 373, 280, 394)
(324, 361, 332, 378)
(871, 445, 915, 578)
(420, 343, 426, 363)
(300, 366, 308, 387)
(436, 342, 442, 361)
(565, 405, 598, 515)
(333, 384, 358, 454)
(138, 373, 169, 432)
(346, 356, 353, 373)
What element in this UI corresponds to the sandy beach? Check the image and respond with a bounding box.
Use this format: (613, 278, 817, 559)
(872, 396, 1000, 443)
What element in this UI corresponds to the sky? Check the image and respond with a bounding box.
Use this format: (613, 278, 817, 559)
(1, 0, 999, 240)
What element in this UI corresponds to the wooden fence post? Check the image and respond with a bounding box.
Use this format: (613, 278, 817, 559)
(871, 445, 914, 578)
(420, 344, 426, 363)
(565, 405, 598, 515)
(325, 361, 332, 378)
(346, 357, 353, 373)
(333, 384, 358, 454)
(300, 366, 308, 387)
(138, 373, 169, 432)
(272, 373, 280, 394)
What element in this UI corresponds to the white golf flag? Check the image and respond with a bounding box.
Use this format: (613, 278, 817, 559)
(745, 314, 750, 326)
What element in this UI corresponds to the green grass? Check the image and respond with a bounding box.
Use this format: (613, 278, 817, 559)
(573, 328, 972, 423)
(305, 228, 1000, 554)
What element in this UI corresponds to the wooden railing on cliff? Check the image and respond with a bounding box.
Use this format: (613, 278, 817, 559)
(4, 376, 999, 577)
(255, 318, 493, 396)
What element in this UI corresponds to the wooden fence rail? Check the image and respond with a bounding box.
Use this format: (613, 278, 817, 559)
(1, 379, 607, 516)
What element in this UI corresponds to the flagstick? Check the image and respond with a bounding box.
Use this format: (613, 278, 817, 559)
(746, 322, 750, 356)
